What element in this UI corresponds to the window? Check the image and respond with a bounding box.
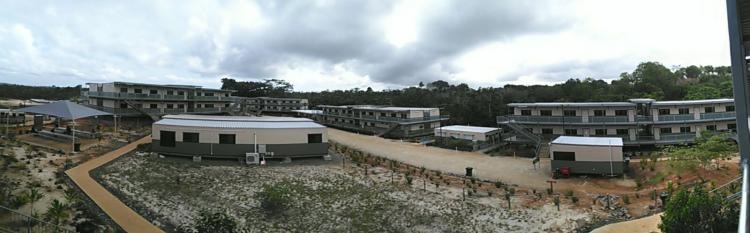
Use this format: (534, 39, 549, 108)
(183, 132, 199, 143)
(150, 104, 158, 108)
(160, 131, 175, 147)
(594, 110, 606, 116)
(205, 104, 214, 108)
(704, 107, 715, 113)
(615, 110, 628, 116)
(166, 104, 173, 109)
(205, 93, 214, 97)
(564, 129, 577, 135)
(616, 129, 629, 135)
(391, 113, 397, 118)
(149, 90, 158, 94)
(540, 110, 552, 116)
(134, 88, 142, 94)
(729, 123, 737, 131)
(658, 109, 670, 115)
(680, 127, 691, 133)
(167, 90, 173, 95)
(659, 128, 672, 134)
(706, 125, 717, 131)
(541, 128, 553, 134)
(178, 104, 184, 109)
(308, 134, 323, 143)
(553, 151, 575, 161)
(595, 129, 607, 135)
(219, 134, 236, 144)
(563, 110, 576, 116)
(726, 105, 735, 112)
(178, 91, 184, 95)
(120, 87, 128, 93)
(678, 108, 690, 114)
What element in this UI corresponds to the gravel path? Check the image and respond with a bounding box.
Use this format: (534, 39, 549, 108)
(66, 135, 163, 233)
(328, 128, 554, 190)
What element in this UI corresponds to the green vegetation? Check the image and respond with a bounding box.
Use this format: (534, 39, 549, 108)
(256, 182, 293, 217)
(44, 199, 69, 225)
(0, 83, 82, 101)
(664, 133, 737, 172)
(193, 209, 238, 233)
(659, 186, 738, 233)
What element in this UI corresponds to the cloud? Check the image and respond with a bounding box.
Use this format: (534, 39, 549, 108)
(0, 0, 731, 91)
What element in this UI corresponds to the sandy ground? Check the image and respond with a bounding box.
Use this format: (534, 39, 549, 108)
(65, 135, 163, 233)
(328, 128, 555, 190)
(590, 213, 661, 233)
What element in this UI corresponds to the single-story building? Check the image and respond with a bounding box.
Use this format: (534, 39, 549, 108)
(434, 125, 502, 151)
(151, 115, 328, 160)
(549, 136, 624, 176)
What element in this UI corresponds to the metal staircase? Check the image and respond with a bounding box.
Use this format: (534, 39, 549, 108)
(497, 116, 547, 158)
(376, 124, 401, 137)
(122, 99, 160, 121)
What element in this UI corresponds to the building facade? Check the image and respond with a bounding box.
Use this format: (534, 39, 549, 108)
(317, 105, 448, 138)
(82, 82, 235, 119)
(0, 109, 26, 124)
(499, 98, 737, 146)
(234, 97, 309, 115)
(549, 136, 625, 176)
(150, 115, 328, 159)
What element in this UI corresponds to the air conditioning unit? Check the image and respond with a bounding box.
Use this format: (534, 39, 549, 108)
(245, 153, 260, 165)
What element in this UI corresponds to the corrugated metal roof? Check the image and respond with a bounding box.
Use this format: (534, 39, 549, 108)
(318, 105, 438, 111)
(551, 136, 623, 147)
(155, 115, 324, 129)
(292, 110, 323, 114)
(651, 98, 734, 106)
(507, 102, 635, 108)
(437, 125, 499, 134)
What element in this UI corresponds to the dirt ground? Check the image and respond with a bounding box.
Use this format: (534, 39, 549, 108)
(590, 213, 661, 233)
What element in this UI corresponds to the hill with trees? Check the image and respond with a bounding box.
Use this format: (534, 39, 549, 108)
(222, 62, 733, 126)
(0, 83, 82, 101)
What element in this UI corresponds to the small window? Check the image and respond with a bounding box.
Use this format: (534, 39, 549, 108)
(183, 132, 199, 143)
(134, 89, 142, 94)
(658, 109, 670, 115)
(178, 91, 185, 95)
(166, 104, 173, 109)
(680, 127, 691, 133)
(704, 107, 715, 113)
(542, 128, 553, 134)
(594, 110, 606, 116)
(150, 104, 158, 108)
(540, 110, 552, 116)
(678, 108, 690, 114)
(205, 93, 214, 97)
(563, 110, 576, 116)
(160, 131, 175, 147)
(308, 134, 323, 143)
(149, 90, 158, 94)
(659, 128, 672, 134)
(205, 104, 214, 108)
(726, 106, 735, 112)
(178, 104, 184, 109)
(615, 110, 628, 116)
(564, 129, 577, 135)
(553, 151, 575, 161)
(729, 123, 737, 131)
(219, 134, 236, 144)
(706, 125, 717, 131)
(616, 129, 629, 135)
(167, 90, 173, 95)
(595, 129, 607, 135)
(120, 87, 128, 93)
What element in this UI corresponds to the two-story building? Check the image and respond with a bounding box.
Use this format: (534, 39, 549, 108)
(82, 82, 235, 119)
(234, 97, 309, 115)
(498, 98, 736, 147)
(318, 105, 448, 138)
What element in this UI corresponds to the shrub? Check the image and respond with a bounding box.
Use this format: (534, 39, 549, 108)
(406, 176, 413, 185)
(256, 183, 292, 217)
(546, 188, 553, 195)
(571, 196, 579, 204)
(564, 190, 574, 198)
(193, 209, 238, 233)
(494, 181, 504, 189)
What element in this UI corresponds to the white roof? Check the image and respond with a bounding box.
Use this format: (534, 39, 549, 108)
(318, 105, 437, 111)
(551, 136, 623, 147)
(437, 125, 499, 134)
(292, 110, 323, 114)
(652, 98, 734, 106)
(155, 115, 324, 129)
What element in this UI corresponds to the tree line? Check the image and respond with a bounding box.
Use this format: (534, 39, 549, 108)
(0, 83, 82, 102)
(222, 62, 733, 126)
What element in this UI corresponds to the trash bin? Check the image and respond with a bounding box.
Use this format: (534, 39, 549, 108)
(74, 143, 81, 152)
(465, 167, 473, 177)
(660, 191, 670, 206)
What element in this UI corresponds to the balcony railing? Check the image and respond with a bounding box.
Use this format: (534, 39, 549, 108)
(322, 113, 448, 123)
(85, 91, 232, 101)
(657, 114, 695, 122)
(659, 133, 697, 141)
(700, 111, 736, 120)
(589, 116, 629, 123)
(505, 115, 583, 123)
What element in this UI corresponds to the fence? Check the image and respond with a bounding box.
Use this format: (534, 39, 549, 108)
(0, 205, 74, 233)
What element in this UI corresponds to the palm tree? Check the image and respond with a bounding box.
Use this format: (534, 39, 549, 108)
(45, 199, 69, 225)
(25, 188, 44, 216)
(63, 189, 78, 206)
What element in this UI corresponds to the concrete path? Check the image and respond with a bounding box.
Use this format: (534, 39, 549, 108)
(328, 128, 553, 190)
(66, 136, 163, 233)
(590, 213, 662, 233)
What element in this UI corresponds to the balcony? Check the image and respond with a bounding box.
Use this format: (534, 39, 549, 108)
(589, 116, 629, 123)
(322, 113, 448, 124)
(659, 133, 697, 142)
(85, 91, 232, 101)
(505, 115, 583, 123)
(700, 111, 736, 120)
(657, 114, 695, 122)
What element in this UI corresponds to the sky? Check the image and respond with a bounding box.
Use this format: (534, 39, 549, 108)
(0, 0, 731, 91)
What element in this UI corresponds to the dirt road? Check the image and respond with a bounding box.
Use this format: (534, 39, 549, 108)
(66, 136, 163, 233)
(328, 128, 555, 190)
(590, 213, 661, 233)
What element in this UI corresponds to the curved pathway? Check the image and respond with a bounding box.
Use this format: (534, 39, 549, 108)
(65, 135, 163, 233)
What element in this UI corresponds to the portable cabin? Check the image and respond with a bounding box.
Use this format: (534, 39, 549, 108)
(549, 136, 624, 176)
